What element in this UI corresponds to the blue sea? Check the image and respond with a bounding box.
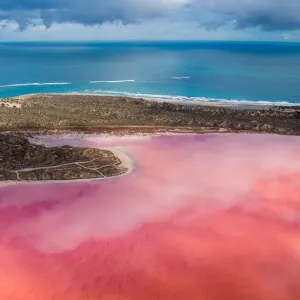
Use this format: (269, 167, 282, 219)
(0, 41, 300, 105)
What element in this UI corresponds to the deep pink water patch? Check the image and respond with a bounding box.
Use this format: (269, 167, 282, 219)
(0, 134, 300, 300)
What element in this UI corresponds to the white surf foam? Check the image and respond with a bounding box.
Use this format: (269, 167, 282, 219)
(87, 89, 298, 106)
(171, 77, 191, 80)
(0, 82, 71, 88)
(89, 80, 135, 83)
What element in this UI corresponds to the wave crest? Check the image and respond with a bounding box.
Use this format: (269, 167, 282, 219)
(89, 80, 135, 83)
(171, 77, 191, 80)
(0, 82, 71, 88)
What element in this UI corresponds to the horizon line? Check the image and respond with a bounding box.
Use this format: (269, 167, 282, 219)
(0, 40, 300, 44)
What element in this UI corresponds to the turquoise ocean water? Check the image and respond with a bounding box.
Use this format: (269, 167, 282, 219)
(1, 41, 300, 105)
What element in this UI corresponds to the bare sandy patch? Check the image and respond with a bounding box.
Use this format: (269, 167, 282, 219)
(0, 101, 22, 109)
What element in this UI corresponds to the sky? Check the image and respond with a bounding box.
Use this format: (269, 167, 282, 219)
(0, 0, 300, 41)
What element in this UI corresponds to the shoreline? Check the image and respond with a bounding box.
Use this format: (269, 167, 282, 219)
(12, 92, 298, 109)
(0, 126, 277, 138)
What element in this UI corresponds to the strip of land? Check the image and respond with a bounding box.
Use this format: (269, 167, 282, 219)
(0, 94, 299, 135)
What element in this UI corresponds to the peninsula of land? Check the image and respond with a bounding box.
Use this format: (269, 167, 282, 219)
(0, 94, 299, 135)
(0, 134, 128, 181)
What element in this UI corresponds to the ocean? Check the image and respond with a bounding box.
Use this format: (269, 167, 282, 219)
(0, 41, 300, 105)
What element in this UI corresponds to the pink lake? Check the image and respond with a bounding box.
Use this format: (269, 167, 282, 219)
(0, 134, 300, 300)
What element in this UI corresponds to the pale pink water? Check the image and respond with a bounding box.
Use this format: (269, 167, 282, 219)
(0, 134, 300, 300)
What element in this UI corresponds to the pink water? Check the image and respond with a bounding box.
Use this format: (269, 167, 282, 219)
(0, 134, 300, 300)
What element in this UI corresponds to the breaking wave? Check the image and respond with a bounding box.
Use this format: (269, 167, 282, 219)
(89, 80, 135, 83)
(0, 82, 71, 88)
(171, 77, 191, 80)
